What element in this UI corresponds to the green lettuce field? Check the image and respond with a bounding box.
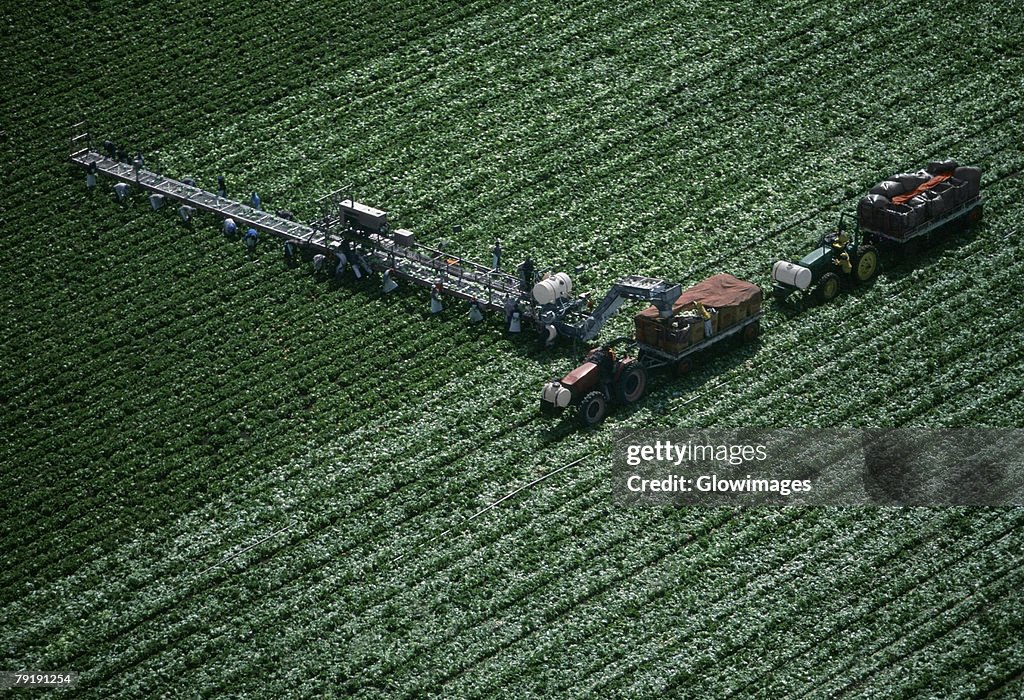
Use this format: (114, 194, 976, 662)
(2, 0, 1022, 696)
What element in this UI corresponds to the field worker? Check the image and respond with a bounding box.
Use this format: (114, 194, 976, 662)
(113, 182, 129, 202)
(430, 284, 443, 314)
(334, 250, 348, 277)
(283, 239, 298, 260)
(250, 192, 261, 210)
(509, 310, 522, 333)
(468, 299, 485, 323)
(85, 161, 98, 188)
(313, 253, 326, 273)
(382, 268, 398, 293)
(244, 227, 259, 250)
(696, 301, 715, 338)
(504, 296, 517, 327)
(518, 255, 535, 293)
(223, 217, 237, 237)
(834, 250, 852, 274)
(491, 239, 502, 270)
(103, 140, 116, 159)
(217, 175, 227, 198)
(277, 209, 295, 221)
(132, 153, 143, 182)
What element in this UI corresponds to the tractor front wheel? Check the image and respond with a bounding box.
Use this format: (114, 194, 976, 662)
(815, 272, 841, 304)
(853, 245, 879, 283)
(578, 391, 609, 427)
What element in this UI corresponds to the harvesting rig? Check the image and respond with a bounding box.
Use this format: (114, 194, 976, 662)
(772, 160, 983, 303)
(67, 126, 981, 428)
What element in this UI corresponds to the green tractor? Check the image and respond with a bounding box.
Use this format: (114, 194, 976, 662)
(771, 213, 879, 303)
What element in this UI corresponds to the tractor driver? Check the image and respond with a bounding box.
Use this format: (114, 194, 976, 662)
(830, 231, 853, 274)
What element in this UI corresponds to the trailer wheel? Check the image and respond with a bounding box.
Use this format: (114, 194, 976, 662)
(743, 319, 761, 342)
(853, 246, 879, 283)
(614, 362, 647, 404)
(815, 273, 841, 303)
(673, 359, 692, 376)
(968, 204, 983, 224)
(578, 391, 608, 426)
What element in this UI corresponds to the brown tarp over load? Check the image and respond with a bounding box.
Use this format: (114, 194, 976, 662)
(634, 273, 762, 354)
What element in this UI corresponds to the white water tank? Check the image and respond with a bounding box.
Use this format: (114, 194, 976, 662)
(541, 381, 572, 408)
(772, 261, 813, 290)
(532, 272, 573, 305)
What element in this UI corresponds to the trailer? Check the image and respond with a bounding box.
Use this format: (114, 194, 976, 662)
(772, 160, 983, 303)
(540, 274, 762, 425)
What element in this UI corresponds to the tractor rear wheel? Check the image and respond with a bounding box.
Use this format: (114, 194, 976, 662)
(578, 391, 608, 426)
(853, 245, 879, 283)
(614, 362, 648, 404)
(815, 272, 841, 303)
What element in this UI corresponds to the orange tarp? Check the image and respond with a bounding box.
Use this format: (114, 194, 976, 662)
(891, 173, 952, 205)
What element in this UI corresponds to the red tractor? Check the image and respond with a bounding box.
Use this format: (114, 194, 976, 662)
(540, 341, 648, 426)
